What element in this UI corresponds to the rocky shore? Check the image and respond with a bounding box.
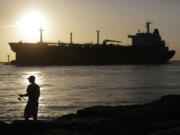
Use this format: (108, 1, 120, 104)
(1, 95, 180, 135)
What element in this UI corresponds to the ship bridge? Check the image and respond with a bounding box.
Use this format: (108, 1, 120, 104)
(128, 22, 165, 47)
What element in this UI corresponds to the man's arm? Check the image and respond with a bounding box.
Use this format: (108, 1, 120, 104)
(19, 93, 28, 97)
(20, 85, 30, 97)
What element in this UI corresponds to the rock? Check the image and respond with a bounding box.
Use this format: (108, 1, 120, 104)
(148, 127, 180, 135)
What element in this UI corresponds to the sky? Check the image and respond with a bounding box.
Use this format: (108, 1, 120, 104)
(0, 0, 180, 62)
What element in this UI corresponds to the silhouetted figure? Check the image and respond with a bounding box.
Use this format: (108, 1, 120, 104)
(19, 76, 40, 120)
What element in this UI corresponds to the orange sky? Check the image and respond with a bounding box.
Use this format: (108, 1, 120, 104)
(0, 0, 180, 62)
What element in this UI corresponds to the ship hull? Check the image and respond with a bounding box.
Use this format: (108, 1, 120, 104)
(9, 43, 175, 66)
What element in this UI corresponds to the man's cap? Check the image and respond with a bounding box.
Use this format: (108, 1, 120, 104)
(27, 75, 35, 80)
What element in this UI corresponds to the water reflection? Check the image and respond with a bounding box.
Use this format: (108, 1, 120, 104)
(23, 71, 43, 86)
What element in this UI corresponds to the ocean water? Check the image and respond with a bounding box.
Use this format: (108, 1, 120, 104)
(0, 62, 180, 122)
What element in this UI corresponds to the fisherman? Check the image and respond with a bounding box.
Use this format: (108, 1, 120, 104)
(19, 75, 40, 120)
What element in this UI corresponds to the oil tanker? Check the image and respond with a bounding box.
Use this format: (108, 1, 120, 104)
(9, 22, 175, 66)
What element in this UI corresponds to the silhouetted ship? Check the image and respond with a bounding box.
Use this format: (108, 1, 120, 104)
(9, 22, 175, 66)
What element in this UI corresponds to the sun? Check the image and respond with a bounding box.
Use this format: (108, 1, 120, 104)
(16, 11, 48, 41)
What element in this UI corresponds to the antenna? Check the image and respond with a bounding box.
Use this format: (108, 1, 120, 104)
(146, 21, 153, 33)
(39, 27, 44, 43)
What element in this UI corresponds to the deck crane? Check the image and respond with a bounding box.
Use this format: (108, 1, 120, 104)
(103, 39, 121, 45)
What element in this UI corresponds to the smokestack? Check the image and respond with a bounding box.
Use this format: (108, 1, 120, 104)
(70, 32, 73, 44)
(96, 30, 100, 45)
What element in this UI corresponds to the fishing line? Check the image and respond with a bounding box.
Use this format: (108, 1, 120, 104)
(4, 82, 26, 101)
(14, 91, 26, 101)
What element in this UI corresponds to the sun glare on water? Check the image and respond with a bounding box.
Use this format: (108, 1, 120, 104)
(23, 71, 43, 87)
(16, 11, 48, 41)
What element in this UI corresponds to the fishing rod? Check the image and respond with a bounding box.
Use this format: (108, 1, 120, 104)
(12, 90, 26, 101)
(5, 82, 27, 101)
(17, 93, 26, 101)
(18, 96, 26, 101)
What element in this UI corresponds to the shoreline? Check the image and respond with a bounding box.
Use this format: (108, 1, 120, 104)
(1, 95, 180, 135)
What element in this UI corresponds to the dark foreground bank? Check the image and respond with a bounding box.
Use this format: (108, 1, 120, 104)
(1, 95, 180, 135)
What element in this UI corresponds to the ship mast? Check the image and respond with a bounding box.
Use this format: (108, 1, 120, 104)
(146, 22, 152, 33)
(7, 55, 10, 63)
(39, 27, 44, 43)
(70, 32, 73, 44)
(96, 30, 100, 45)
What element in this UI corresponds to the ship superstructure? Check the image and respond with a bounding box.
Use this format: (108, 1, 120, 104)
(128, 22, 165, 47)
